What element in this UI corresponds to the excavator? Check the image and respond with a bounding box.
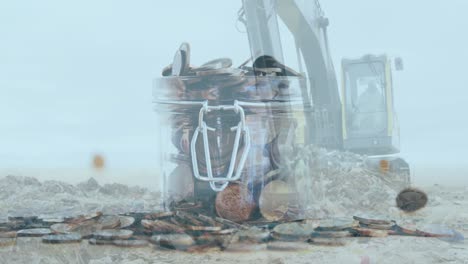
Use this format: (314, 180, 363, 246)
(158, 0, 410, 204)
(239, 0, 410, 184)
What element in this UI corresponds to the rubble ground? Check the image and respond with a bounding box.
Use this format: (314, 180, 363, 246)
(0, 174, 467, 263)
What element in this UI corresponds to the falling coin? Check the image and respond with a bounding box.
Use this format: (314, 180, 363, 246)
(17, 228, 52, 237)
(396, 188, 428, 212)
(92, 155, 105, 170)
(93, 230, 133, 241)
(42, 233, 82, 244)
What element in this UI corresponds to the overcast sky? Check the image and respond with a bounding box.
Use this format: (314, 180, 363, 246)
(0, 0, 467, 174)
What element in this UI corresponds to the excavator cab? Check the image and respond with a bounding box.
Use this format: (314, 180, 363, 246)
(341, 55, 400, 155)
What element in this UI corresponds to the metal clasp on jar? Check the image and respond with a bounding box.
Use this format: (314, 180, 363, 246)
(190, 100, 251, 192)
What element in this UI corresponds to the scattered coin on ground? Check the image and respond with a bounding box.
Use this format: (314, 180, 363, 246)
(73, 221, 103, 238)
(420, 224, 465, 243)
(195, 234, 229, 246)
(93, 229, 133, 240)
(186, 226, 222, 232)
(363, 223, 395, 230)
(67, 212, 102, 224)
(267, 241, 314, 251)
(142, 220, 185, 234)
(98, 216, 121, 229)
(42, 233, 82, 244)
(50, 223, 75, 234)
(88, 238, 113, 245)
(0, 238, 16, 247)
(145, 212, 174, 220)
(39, 217, 65, 224)
(213, 228, 238, 235)
(186, 244, 222, 253)
(308, 238, 349, 246)
(238, 227, 271, 243)
(311, 231, 352, 238)
(113, 239, 149, 248)
(17, 228, 52, 237)
(225, 242, 267, 252)
(272, 220, 320, 241)
(352, 228, 389, 238)
(0, 232, 17, 238)
(118, 216, 135, 229)
(151, 234, 195, 250)
(316, 218, 358, 231)
(353, 216, 392, 226)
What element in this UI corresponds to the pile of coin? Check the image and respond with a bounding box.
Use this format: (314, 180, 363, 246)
(158, 43, 303, 222)
(1, 210, 461, 251)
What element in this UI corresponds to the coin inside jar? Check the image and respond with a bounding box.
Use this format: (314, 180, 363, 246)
(172, 50, 188, 76)
(215, 182, 256, 223)
(179, 42, 191, 70)
(162, 64, 173, 76)
(195, 58, 233, 72)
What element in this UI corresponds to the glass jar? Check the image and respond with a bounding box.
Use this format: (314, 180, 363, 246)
(154, 75, 312, 223)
